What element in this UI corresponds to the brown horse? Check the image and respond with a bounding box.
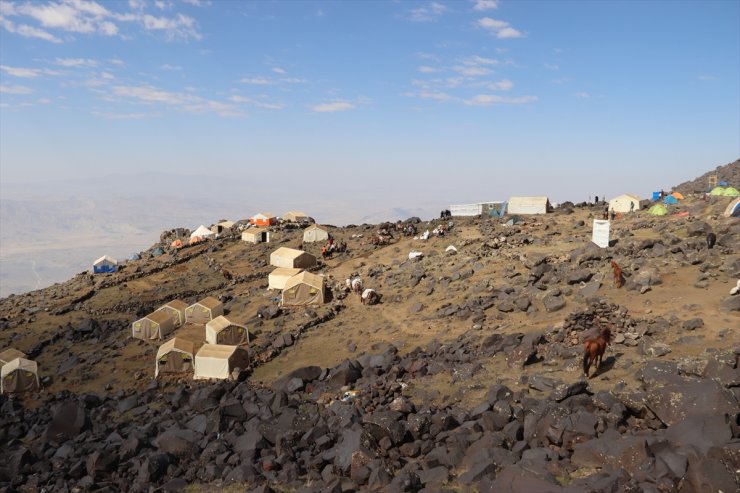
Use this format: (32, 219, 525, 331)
(583, 327, 611, 377)
(611, 261, 623, 288)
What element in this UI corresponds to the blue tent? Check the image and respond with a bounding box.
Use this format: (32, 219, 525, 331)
(652, 191, 661, 201)
(719, 181, 728, 186)
(152, 247, 165, 256)
(489, 202, 508, 218)
(663, 195, 678, 205)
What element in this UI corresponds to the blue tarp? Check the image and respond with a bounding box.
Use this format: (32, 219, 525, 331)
(489, 202, 508, 217)
(652, 191, 661, 201)
(663, 195, 678, 205)
(719, 181, 728, 186)
(93, 265, 117, 273)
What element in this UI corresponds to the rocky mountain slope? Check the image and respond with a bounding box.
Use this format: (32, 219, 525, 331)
(673, 158, 740, 193)
(1, 193, 739, 492)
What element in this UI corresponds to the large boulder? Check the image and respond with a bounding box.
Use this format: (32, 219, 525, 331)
(644, 379, 738, 426)
(45, 402, 88, 443)
(154, 428, 201, 457)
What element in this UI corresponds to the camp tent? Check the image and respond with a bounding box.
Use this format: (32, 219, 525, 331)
(608, 194, 641, 213)
(130, 253, 141, 260)
(303, 225, 329, 243)
(723, 197, 740, 218)
(194, 344, 250, 380)
(206, 316, 249, 345)
(282, 271, 325, 306)
(242, 229, 270, 243)
(156, 300, 188, 327)
(0, 348, 26, 365)
(190, 225, 215, 240)
(670, 192, 684, 200)
(270, 247, 317, 269)
(93, 255, 117, 273)
(1, 358, 39, 394)
(186, 297, 224, 324)
(269, 267, 303, 290)
(663, 195, 678, 205)
(132, 310, 175, 341)
(212, 220, 235, 235)
(250, 212, 277, 227)
(152, 247, 165, 256)
(648, 204, 669, 216)
(155, 338, 195, 377)
(282, 211, 310, 223)
(507, 197, 551, 215)
(723, 187, 740, 197)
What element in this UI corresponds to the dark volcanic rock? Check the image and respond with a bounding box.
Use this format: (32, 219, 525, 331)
(46, 401, 88, 443)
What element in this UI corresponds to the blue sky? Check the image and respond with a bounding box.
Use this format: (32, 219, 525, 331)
(1, 0, 738, 205)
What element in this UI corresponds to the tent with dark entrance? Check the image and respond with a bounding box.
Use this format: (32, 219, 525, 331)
(206, 316, 249, 345)
(155, 338, 195, 378)
(242, 228, 270, 243)
(1, 357, 39, 394)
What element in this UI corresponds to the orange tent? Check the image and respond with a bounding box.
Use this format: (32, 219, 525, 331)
(670, 192, 684, 200)
(171, 239, 183, 249)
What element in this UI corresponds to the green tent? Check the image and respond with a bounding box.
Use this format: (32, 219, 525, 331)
(721, 187, 740, 197)
(648, 204, 668, 216)
(710, 186, 727, 196)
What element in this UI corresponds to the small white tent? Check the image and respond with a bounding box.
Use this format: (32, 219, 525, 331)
(190, 225, 215, 239)
(303, 225, 329, 243)
(609, 194, 641, 213)
(507, 197, 551, 215)
(194, 344, 250, 380)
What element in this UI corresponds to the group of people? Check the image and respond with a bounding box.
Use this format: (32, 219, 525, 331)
(321, 237, 348, 259)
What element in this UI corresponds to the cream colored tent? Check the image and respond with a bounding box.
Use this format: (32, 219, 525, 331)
(608, 194, 641, 213)
(507, 197, 551, 215)
(206, 316, 249, 345)
(186, 297, 224, 324)
(212, 220, 235, 235)
(155, 337, 195, 377)
(242, 228, 270, 243)
(0, 348, 26, 365)
(1, 357, 39, 394)
(190, 225, 215, 239)
(270, 247, 317, 269)
(282, 271, 325, 306)
(282, 211, 310, 223)
(132, 310, 175, 341)
(303, 225, 329, 243)
(156, 300, 188, 327)
(194, 344, 250, 380)
(269, 267, 303, 290)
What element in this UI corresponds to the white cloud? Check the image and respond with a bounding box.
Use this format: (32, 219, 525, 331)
(272, 67, 286, 74)
(488, 79, 513, 90)
(142, 13, 201, 40)
(154, 0, 172, 10)
(453, 65, 491, 77)
(544, 63, 559, 70)
(312, 101, 355, 113)
(465, 94, 537, 106)
(100, 71, 114, 79)
(462, 55, 498, 66)
(110, 84, 243, 116)
(182, 0, 209, 6)
(418, 65, 441, 73)
(15, 0, 119, 36)
(409, 2, 449, 22)
(161, 63, 182, 70)
(414, 90, 452, 101)
(575, 92, 590, 99)
(109, 58, 125, 65)
(54, 57, 98, 67)
(0, 17, 62, 42)
(472, 0, 498, 11)
(240, 77, 275, 85)
(0, 84, 33, 94)
(230, 95, 285, 110)
(1, 65, 41, 78)
(477, 17, 524, 38)
(280, 77, 306, 84)
(316, 9, 325, 17)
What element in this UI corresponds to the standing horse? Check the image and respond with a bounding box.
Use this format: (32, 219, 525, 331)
(583, 327, 611, 377)
(611, 261, 623, 288)
(351, 277, 363, 295)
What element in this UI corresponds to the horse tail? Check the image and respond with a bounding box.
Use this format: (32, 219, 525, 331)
(582, 348, 590, 376)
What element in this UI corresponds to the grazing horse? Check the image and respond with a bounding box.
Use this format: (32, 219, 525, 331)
(361, 288, 377, 305)
(583, 327, 611, 377)
(706, 232, 716, 249)
(611, 261, 623, 288)
(351, 277, 363, 295)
